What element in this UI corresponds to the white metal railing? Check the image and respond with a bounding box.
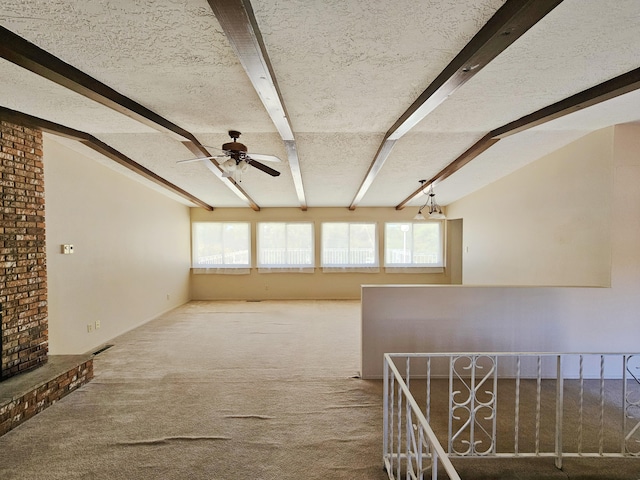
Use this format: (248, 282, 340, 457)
(195, 248, 442, 267)
(384, 354, 462, 480)
(322, 247, 375, 265)
(383, 352, 640, 479)
(196, 250, 249, 265)
(197, 248, 371, 266)
(387, 250, 438, 265)
(259, 248, 312, 266)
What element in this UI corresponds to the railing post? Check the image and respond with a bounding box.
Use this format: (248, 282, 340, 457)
(397, 378, 402, 480)
(418, 426, 424, 480)
(406, 390, 413, 476)
(492, 355, 498, 455)
(432, 449, 439, 480)
(406, 357, 412, 475)
(383, 355, 389, 463)
(470, 355, 476, 454)
(599, 355, 605, 456)
(448, 356, 454, 455)
(555, 355, 564, 470)
(514, 356, 521, 455)
(535, 356, 542, 454)
(622, 354, 628, 455)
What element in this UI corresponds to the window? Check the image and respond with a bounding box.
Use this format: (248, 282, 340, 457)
(192, 222, 250, 272)
(321, 222, 378, 271)
(384, 222, 443, 270)
(257, 222, 314, 271)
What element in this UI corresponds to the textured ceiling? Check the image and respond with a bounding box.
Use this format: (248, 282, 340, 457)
(1, 0, 639, 211)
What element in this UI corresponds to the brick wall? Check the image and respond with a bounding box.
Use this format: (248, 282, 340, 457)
(0, 120, 48, 381)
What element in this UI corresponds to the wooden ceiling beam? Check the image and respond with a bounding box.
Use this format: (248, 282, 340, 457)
(395, 135, 498, 210)
(0, 26, 196, 143)
(395, 66, 640, 210)
(491, 67, 640, 139)
(0, 106, 214, 211)
(0, 25, 260, 210)
(348, 139, 397, 210)
(207, 0, 307, 210)
(350, 0, 564, 210)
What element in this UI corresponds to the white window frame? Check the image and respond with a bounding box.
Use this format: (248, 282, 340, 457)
(191, 222, 251, 274)
(384, 221, 444, 273)
(321, 222, 379, 272)
(256, 222, 315, 272)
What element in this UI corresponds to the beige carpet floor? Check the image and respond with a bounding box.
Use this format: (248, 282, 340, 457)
(0, 300, 638, 479)
(0, 300, 388, 480)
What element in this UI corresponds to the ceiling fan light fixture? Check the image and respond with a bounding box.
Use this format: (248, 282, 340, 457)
(222, 158, 236, 171)
(237, 160, 250, 173)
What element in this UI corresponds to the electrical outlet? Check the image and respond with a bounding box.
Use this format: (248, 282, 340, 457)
(95, 320, 101, 329)
(87, 324, 93, 333)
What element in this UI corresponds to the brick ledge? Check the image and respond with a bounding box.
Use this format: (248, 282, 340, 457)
(0, 355, 94, 436)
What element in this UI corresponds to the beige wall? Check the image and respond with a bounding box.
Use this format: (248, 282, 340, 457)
(361, 124, 640, 378)
(611, 124, 640, 292)
(190, 208, 462, 300)
(361, 284, 613, 378)
(44, 137, 191, 354)
(446, 128, 614, 286)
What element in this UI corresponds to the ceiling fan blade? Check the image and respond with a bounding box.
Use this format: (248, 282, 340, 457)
(249, 160, 280, 177)
(176, 155, 225, 164)
(246, 152, 281, 163)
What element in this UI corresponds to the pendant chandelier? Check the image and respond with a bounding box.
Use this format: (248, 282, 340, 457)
(413, 180, 445, 220)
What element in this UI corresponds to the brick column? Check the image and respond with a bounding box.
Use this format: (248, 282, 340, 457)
(0, 120, 48, 381)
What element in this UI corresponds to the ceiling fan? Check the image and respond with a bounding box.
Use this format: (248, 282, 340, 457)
(177, 130, 281, 179)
